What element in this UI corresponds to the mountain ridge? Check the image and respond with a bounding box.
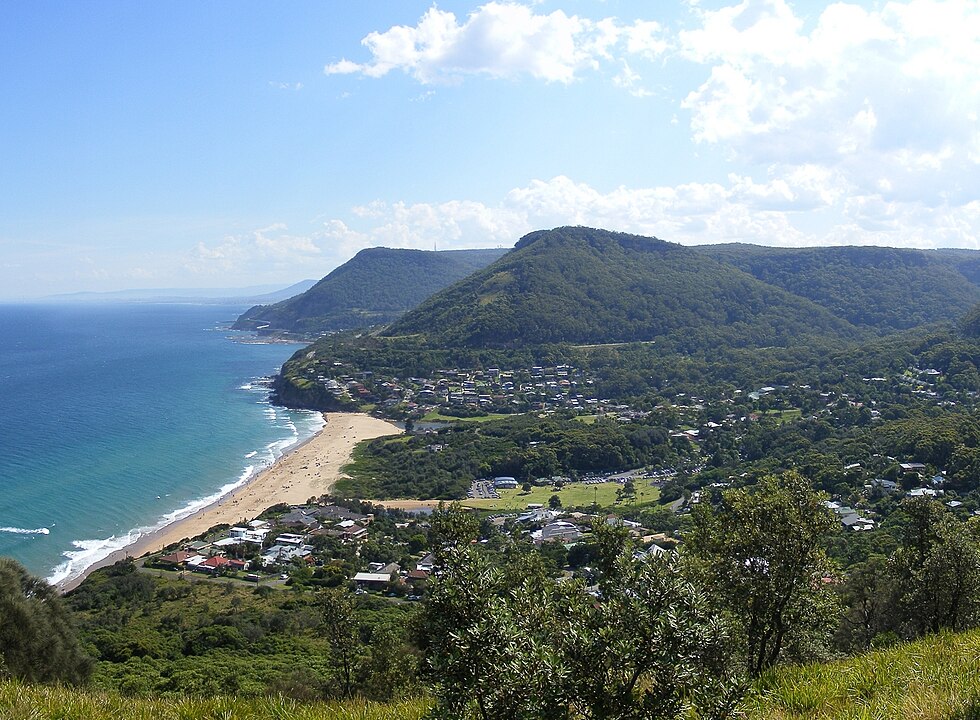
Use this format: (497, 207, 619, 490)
(234, 247, 506, 334)
(695, 243, 980, 331)
(384, 226, 864, 350)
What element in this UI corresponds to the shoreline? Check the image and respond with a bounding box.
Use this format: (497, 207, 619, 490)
(57, 411, 401, 593)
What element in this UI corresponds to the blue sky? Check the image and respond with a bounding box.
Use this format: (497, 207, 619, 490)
(1, 0, 978, 298)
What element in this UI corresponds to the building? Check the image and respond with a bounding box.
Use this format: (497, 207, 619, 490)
(493, 476, 519, 490)
(353, 572, 392, 590)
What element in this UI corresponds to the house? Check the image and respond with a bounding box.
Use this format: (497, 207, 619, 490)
(228, 527, 267, 544)
(516, 508, 558, 524)
(871, 478, 899, 492)
(899, 462, 927, 474)
(353, 572, 392, 590)
(840, 513, 875, 532)
(158, 551, 198, 566)
(314, 505, 371, 524)
(279, 508, 320, 529)
(416, 553, 436, 572)
(909, 487, 940, 498)
(261, 543, 314, 567)
(197, 556, 232, 574)
(533, 521, 582, 544)
(340, 524, 368, 541)
(635, 543, 670, 560)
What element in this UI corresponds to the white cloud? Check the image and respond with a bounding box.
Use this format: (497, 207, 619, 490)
(323, 2, 668, 86)
(679, 0, 980, 173)
(612, 60, 651, 97)
(188, 224, 322, 277)
(671, 0, 980, 248)
(326, 199, 528, 256)
(314, 172, 980, 256)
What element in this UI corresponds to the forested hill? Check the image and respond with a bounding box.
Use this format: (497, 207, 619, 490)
(233, 247, 506, 334)
(383, 226, 862, 350)
(696, 244, 980, 332)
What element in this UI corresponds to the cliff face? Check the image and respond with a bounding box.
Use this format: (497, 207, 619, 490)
(270, 373, 357, 412)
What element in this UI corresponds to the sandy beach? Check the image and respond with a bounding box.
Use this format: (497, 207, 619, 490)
(58, 412, 401, 592)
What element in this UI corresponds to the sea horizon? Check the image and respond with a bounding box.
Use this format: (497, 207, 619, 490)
(0, 302, 322, 585)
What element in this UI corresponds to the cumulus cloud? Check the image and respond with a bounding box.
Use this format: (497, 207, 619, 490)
(312, 171, 980, 257)
(679, 0, 980, 187)
(324, 2, 668, 85)
(188, 224, 323, 276)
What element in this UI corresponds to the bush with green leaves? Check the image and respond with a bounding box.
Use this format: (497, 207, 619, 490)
(417, 506, 742, 719)
(0, 558, 92, 685)
(685, 472, 839, 677)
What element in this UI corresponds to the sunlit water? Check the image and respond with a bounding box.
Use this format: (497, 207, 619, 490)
(0, 303, 321, 585)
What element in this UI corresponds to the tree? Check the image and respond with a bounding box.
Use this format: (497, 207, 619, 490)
(889, 498, 980, 636)
(359, 621, 417, 701)
(685, 472, 838, 677)
(318, 588, 360, 698)
(0, 558, 92, 685)
(549, 493, 563, 510)
(835, 556, 896, 652)
(417, 507, 742, 719)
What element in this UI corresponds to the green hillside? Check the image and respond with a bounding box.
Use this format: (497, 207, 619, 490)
(743, 629, 980, 719)
(696, 243, 980, 332)
(233, 247, 506, 334)
(384, 227, 863, 350)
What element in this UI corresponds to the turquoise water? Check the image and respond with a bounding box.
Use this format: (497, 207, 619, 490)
(0, 303, 321, 584)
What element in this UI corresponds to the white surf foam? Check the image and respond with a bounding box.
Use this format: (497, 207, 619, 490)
(46, 408, 325, 588)
(46, 464, 257, 587)
(0, 526, 50, 535)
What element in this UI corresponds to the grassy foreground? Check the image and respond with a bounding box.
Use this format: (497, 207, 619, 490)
(742, 628, 980, 720)
(0, 681, 429, 720)
(6, 629, 980, 719)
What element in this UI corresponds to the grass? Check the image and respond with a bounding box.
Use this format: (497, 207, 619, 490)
(0, 680, 430, 720)
(461, 479, 660, 511)
(760, 408, 803, 424)
(418, 411, 513, 423)
(740, 628, 980, 720)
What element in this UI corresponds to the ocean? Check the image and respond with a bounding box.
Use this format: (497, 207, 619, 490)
(0, 303, 323, 585)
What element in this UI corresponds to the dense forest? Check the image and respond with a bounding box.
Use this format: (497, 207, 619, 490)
(385, 227, 862, 348)
(697, 243, 980, 332)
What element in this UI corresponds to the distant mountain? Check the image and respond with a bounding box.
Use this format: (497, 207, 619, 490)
(44, 281, 316, 305)
(384, 227, 862, 350)
(695, 244, 980, 332)
(233, 247, 507, 334)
